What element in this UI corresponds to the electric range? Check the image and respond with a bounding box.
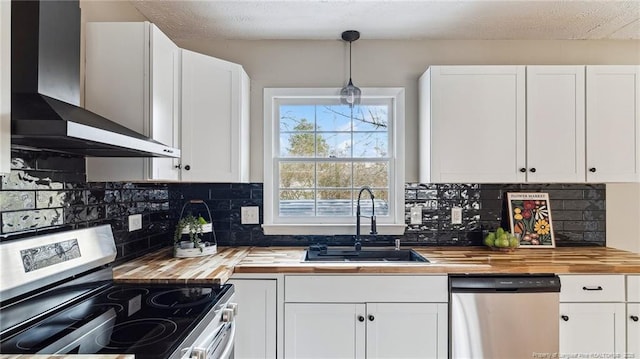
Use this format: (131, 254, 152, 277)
(0, 225, 236, 359)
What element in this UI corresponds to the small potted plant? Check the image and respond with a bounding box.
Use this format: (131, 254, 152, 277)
(173, 214, 217, 258)
(174, 215, 205, 249)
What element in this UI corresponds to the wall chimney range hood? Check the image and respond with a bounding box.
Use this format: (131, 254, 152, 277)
(10, 0, 180, 158)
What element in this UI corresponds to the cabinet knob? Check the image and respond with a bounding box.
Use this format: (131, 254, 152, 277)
(631, 315, 639, 322)
(174, 164, 182, 169)
(368, 315, 375, 322)
(358, 315, 365, 322)
(561, 315, 569, 321)
(519, 168, 527, 173)
(589, 168, 597, 173)
(529, 168, 536, 173)
(184, 165, 191, 171)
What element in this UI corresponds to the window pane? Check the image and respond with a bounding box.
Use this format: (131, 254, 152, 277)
(354, 162, 389, 188)
(280, 132, 315, 157)
(317, 105, 352, 132)
(353, 132, 388, 158)
(280, 191, 315, 217)
(352, 105, 388, 132)
(317, 190, 353, 216)
(319, 132, 351, 158)
(280, 162, 315, 188)
(317, 162, 352, 188)
(354, 189, 389, 216)
(280, 105, 315, 132)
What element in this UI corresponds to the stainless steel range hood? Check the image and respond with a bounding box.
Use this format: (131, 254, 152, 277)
(10, 0, 180, 158)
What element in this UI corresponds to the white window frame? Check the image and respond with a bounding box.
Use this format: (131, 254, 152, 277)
(263, 87, 406, 235)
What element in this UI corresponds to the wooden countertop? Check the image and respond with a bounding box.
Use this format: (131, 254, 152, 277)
(113, 246, 640, 284)
(113, 247, 250, 284)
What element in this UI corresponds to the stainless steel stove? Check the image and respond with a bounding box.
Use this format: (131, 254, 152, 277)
(0, 225, 236, 359)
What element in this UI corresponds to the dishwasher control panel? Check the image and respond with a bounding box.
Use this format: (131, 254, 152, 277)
(449, 274, 561, 293)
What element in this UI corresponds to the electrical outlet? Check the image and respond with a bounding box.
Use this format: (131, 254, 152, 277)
(451, 207, 462, 225)
(241, 206, 259, 224)
(128, 214, 142, 232)
(410, 206, 422, 225)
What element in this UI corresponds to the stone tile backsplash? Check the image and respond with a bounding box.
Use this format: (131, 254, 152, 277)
(1, 150, 606, 262)
(0, 150, 171, 264)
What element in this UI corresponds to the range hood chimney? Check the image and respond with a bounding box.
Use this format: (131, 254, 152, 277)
(10, 0, 180, 158)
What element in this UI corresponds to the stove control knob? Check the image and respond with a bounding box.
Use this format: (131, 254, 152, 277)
(227, 302, 238, 315)
(222, 308, 235, 322)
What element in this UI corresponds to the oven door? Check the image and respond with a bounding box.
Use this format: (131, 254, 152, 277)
(186, 305, 236, 359)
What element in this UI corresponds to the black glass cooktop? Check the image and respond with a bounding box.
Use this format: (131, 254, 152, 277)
(0, 283, 231, 358)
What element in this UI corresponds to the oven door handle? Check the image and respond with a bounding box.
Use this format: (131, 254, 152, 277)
(218, 322, 236, 359)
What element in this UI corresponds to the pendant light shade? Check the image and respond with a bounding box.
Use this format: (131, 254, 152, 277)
(340, 30, 361, 107)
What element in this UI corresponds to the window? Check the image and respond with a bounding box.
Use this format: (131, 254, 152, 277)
(263, 88, 405, 235)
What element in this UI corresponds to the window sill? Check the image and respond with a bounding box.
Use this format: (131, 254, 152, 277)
(262, 223, 406, 236)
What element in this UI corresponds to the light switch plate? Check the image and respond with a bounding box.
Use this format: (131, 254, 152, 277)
(241, 206, 260, 224)
(451, 207, 462, 224)
(128, 214, 142, 232)
(410, 206, 422, 225)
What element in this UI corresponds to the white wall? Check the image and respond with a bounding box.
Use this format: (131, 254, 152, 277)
(606, 183, 640, 253)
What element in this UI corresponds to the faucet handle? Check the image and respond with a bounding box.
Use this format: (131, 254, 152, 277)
(370, 215, 377, 235)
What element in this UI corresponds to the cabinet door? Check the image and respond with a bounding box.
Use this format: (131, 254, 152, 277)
(181, 49, 249, 182)
(559, 302, 625, 355)
(227, 279, 276, 359)
(429, 66, 526, 183)
(628, 303, 640, 358)
(149, 24, 180, 181)
(366, 303, 447, 359)
(586, 66, 640, 182)
(85, 22, 179, 181)
(0, 0, 10, 175)
(284, 303, 365, 359)
(526, 66, 585, 182)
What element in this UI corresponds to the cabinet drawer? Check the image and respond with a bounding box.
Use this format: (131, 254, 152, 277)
(628, 275, 640, 302)
(559, 275, 624, 302)
(285, 275, 448, 303)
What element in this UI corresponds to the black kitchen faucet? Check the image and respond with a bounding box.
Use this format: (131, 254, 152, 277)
(355, 186, 377, 251)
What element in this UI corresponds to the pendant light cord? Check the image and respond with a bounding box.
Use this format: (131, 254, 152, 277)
(349, 40, 352, 80)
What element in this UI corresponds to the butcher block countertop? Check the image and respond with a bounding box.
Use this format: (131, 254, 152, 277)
(113, 246, 640, 284)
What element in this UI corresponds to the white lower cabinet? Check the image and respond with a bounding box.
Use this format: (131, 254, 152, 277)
(227, 279, 277, 359)
(559, 302, 625, 355)
(559, 275, 626, 356)
(283, 275, 448, 359)
(628, 303, 640, 357)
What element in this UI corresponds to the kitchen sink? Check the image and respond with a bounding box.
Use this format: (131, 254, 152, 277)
(304, 246, 429, 262)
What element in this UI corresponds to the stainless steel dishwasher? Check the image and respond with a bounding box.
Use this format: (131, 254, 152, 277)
(449, 274, 561, 359)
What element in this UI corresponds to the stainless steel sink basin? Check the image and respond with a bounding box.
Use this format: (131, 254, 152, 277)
(304, 247, 429, 262)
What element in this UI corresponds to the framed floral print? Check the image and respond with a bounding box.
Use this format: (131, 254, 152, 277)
(507, 192, 555, 248)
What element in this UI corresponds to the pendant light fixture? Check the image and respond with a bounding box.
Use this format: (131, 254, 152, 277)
(340, 30, 361, 107)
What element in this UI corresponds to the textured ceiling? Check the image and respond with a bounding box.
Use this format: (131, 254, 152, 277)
(131, 0, 640, 41)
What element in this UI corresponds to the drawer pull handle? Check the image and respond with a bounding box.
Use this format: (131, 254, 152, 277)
(582, 286, 603, 291)
(561, 315, 569, 321)
(358, 315, 365, 322)
(631, 316, 639, 322)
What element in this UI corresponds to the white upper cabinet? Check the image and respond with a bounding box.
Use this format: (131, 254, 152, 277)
(526, 66, 585, 183)
(421, 65, 639, 184)
(420, 66, 526, 183)
(180, 49, 250, 182)
(0, 0, 10, 175)
(85, 22, 180, 181)
(586, 65, 640, 183)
